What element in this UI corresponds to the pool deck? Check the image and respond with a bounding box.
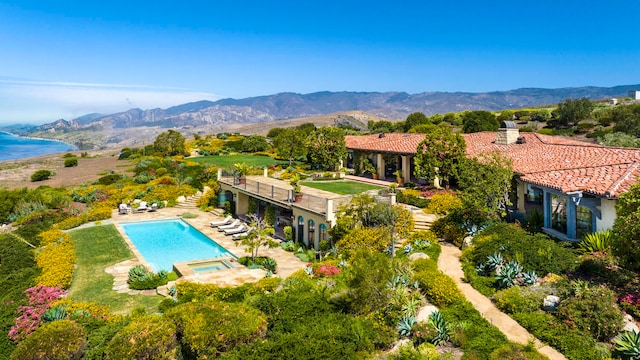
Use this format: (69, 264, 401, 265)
(110, 206, 307, 288)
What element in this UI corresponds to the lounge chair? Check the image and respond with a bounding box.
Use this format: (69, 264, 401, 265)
(119, 203, 131, 215)
(135, 201, 149, 212)
(210, 215, 233, 228)
(218, 219, 241, 231)
(232, 227, 254, 240)
(224, 224, 248, 235)
(147, 203, 158, 212)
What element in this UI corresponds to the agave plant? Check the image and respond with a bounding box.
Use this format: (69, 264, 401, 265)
(413, 240, 431, 250)
(397, 316, 417, 337)
(579, 230, 613, 254)
(403, 244, 414, 255)
(339, 259, 348, 268)
(485, 252, 504, 272)
(168, 285, 177, 298)
(615, 330, 640, 359)
(475, 263, 489, 276)
(127, 264, 150, 284)
(304, 265, 314, 275)
(43, 305, 67, 322)
(428, 311, 450, 345)
(265, 269, 273, 277)
(496, 261, 523, 288)
(401, 295, 423, 318)
(522, 270, 539, 285)
(262, 258, 278, 273)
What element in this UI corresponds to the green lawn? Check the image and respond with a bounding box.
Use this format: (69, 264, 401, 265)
(189, 154, 289, 168)
(67, 225, 163, 314)
(300, 180, 383, 195)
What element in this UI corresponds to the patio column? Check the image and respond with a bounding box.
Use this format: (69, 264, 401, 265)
(566, 197, 577, 240)
(543, 191, 552, 228)
(401, 155, 411, 181)
(376, 153, 385, 179)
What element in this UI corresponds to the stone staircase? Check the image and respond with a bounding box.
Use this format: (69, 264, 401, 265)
(413, 211, 437, 231)
(176, 191, 203, 210)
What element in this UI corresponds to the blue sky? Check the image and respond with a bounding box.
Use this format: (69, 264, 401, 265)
(1, 0, 639, 124)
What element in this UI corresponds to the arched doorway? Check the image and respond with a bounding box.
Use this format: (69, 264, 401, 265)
(297, 216, 305, 244)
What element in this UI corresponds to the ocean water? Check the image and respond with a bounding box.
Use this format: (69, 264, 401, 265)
(0, 132, 77, 161)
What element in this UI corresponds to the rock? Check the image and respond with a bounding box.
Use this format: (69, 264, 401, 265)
(177, 196, 186, 203)
(415, 305, 439, 323)
(542, 295, 560, 312)
(461, 236, 474, 249)
(409, 252, 430, 261)
(623, 314, 640, 333)
(390, 339, 412, 353)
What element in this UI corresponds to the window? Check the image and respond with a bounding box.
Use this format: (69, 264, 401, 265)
(551, 194, 567, 233)
(308, 220, 315, 245)
(576, 206, 593, 239)
(319, 224, 327, 242)
(526, 185, 543, 204)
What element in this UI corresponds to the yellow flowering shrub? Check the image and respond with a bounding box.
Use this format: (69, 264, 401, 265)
(401, 189, 422, 198)
(51, 298, 110, 317)
(426, 192, 463, 215)
(54, 205, 113, 230)
(413, 268, 463, 307)
(35, 229, 76, 288)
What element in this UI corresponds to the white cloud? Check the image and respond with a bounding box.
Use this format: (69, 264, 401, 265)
(0, 79, 222, 125)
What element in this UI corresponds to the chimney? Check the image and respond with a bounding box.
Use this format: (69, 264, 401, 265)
(496, 121, 519, 145)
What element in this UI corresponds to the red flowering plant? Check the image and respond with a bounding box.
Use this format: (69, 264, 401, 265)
(8, 285, 67, 342)
(620, 293, 640, 318)
(311, 261, 341, 277)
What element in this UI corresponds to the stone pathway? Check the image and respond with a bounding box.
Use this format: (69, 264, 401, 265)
(104, 258, 156, 296)
(437, 243, 567, 360)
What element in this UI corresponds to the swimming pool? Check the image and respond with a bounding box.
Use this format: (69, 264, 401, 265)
(120, 219, 234, 272)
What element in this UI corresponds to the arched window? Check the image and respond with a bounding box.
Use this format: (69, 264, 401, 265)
(297, 216, 304, 243)
(308, 220, 315, 246)
(319, 224, 327, 242)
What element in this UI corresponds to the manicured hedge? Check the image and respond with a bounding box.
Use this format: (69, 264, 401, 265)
(35, 229, 76, 288)
(174, 277, 281, 303)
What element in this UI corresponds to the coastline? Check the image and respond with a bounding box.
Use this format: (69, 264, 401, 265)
(0, 131, 78, 148)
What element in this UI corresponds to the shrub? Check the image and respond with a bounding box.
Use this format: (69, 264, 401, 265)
(105, 315, 179, 360)
(10, 320, 86, 360)
(579, 230, 613, 254)
(31, 170, 53, 182)
(127, 265, 170, 290)
(425, 192, 462, 215)
(63, 158, 78, 167)
(96, 174, 121, 186)
(165, 299, 267, 358)
(493, 286, 543, 314)
(62, 153, 76, 158)
(174, 278, 281, 303)
(430, 217, 465, 246)
(407, 231, 440, 260)
(489, 343, 547, 360)
(8, 286, 67, 342)
(336, 227, 390, 258)
(413, 269, 463, 307)
(556, 284, 624, 342)
(396, 190, 430, 208)
(83, 318, 129, 360)
(35, 229, 76, 288)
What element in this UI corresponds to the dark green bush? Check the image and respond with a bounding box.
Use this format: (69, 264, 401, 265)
(469, 223, 578, 276)
(396, 191, 430, 208)
(10, 320, 86, 360)
(165, 299, 267, 358)
(64, 158, 78, 167)
(96, 174, 121, 186)
(30, 170, 53, 182)
(83, 318, 130, 360)
(489, 343, 547, 360)
(461, 257, 498, 297)
(106, 315, 180, 360)
(431, 217, 465, 246)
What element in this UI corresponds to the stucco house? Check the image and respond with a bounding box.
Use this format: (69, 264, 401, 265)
(345, 125, 640, 241)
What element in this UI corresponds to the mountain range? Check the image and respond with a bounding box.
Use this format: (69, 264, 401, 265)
(16, 84, 640, 133)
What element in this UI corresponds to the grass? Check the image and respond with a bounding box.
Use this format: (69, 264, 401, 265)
(300, 180, 383, 195)
(67, 224, 163, 314)
(188, 154, 289, 168)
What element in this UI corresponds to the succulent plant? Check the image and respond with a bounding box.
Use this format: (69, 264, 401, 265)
(428, 311, 450, 345)
(496, 261, 523, 288)
(339, 259, 348, 268)
(304, 265, 313, 275)
(413, 240, 431, 250)
(43, 305, 67, 322)
(522, 270, 539, 285)
(403, 244, 414, 254)
(615, 330, 640, 358)
(397, 316, 417, 337)
(127, 264, 150, 284)
(168, 285, 177, 297)
(485, 252, 504, 271)
(262, 257, 277, 273)
(475, 263, 489, 276)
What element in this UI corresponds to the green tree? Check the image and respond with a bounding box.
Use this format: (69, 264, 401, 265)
(612, 103, 640, 136)
(153, 130, 186, 156)
(413, 127, 466, 188)
(613, 182, 640, 270)
(461, 110, 499, 133)
(598, 132, 640, 148)
(404, 112, 429, 132)
(273, 128, 307, 166)
(266, 127, 286, 139)
(239, 215, 278, 263)
(551, 97, 594, 128)
(457, 151, 513, 216)
(345, 249, 393, 314)
(241, 135, 270, 152)
(296, 122, 316, 136)
(306, 127, 347, 170)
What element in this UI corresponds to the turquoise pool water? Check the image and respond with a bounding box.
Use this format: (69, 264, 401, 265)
(120, 219, 233, 272)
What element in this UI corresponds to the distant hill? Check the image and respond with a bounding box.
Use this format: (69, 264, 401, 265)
(21, 84, 640, 149)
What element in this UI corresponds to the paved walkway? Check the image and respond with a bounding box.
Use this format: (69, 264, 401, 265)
(437, 243, 566, 360)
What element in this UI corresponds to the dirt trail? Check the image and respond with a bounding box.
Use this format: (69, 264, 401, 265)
(437, 243, 567, 360)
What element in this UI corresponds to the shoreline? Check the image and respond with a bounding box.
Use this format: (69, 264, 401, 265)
(0, 131, 78, 148)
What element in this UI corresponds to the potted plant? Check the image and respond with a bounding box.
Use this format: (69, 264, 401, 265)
(363, 160, 378, 180)
(394, 169, 404, 184)
(289, 174, 303, 202)
(234, 162, 251, 185)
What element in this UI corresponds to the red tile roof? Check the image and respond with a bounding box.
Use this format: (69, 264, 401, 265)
(345, 132, 640, 198)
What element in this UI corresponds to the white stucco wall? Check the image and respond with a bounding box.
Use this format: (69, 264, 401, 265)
(597, 198, 617, 231)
